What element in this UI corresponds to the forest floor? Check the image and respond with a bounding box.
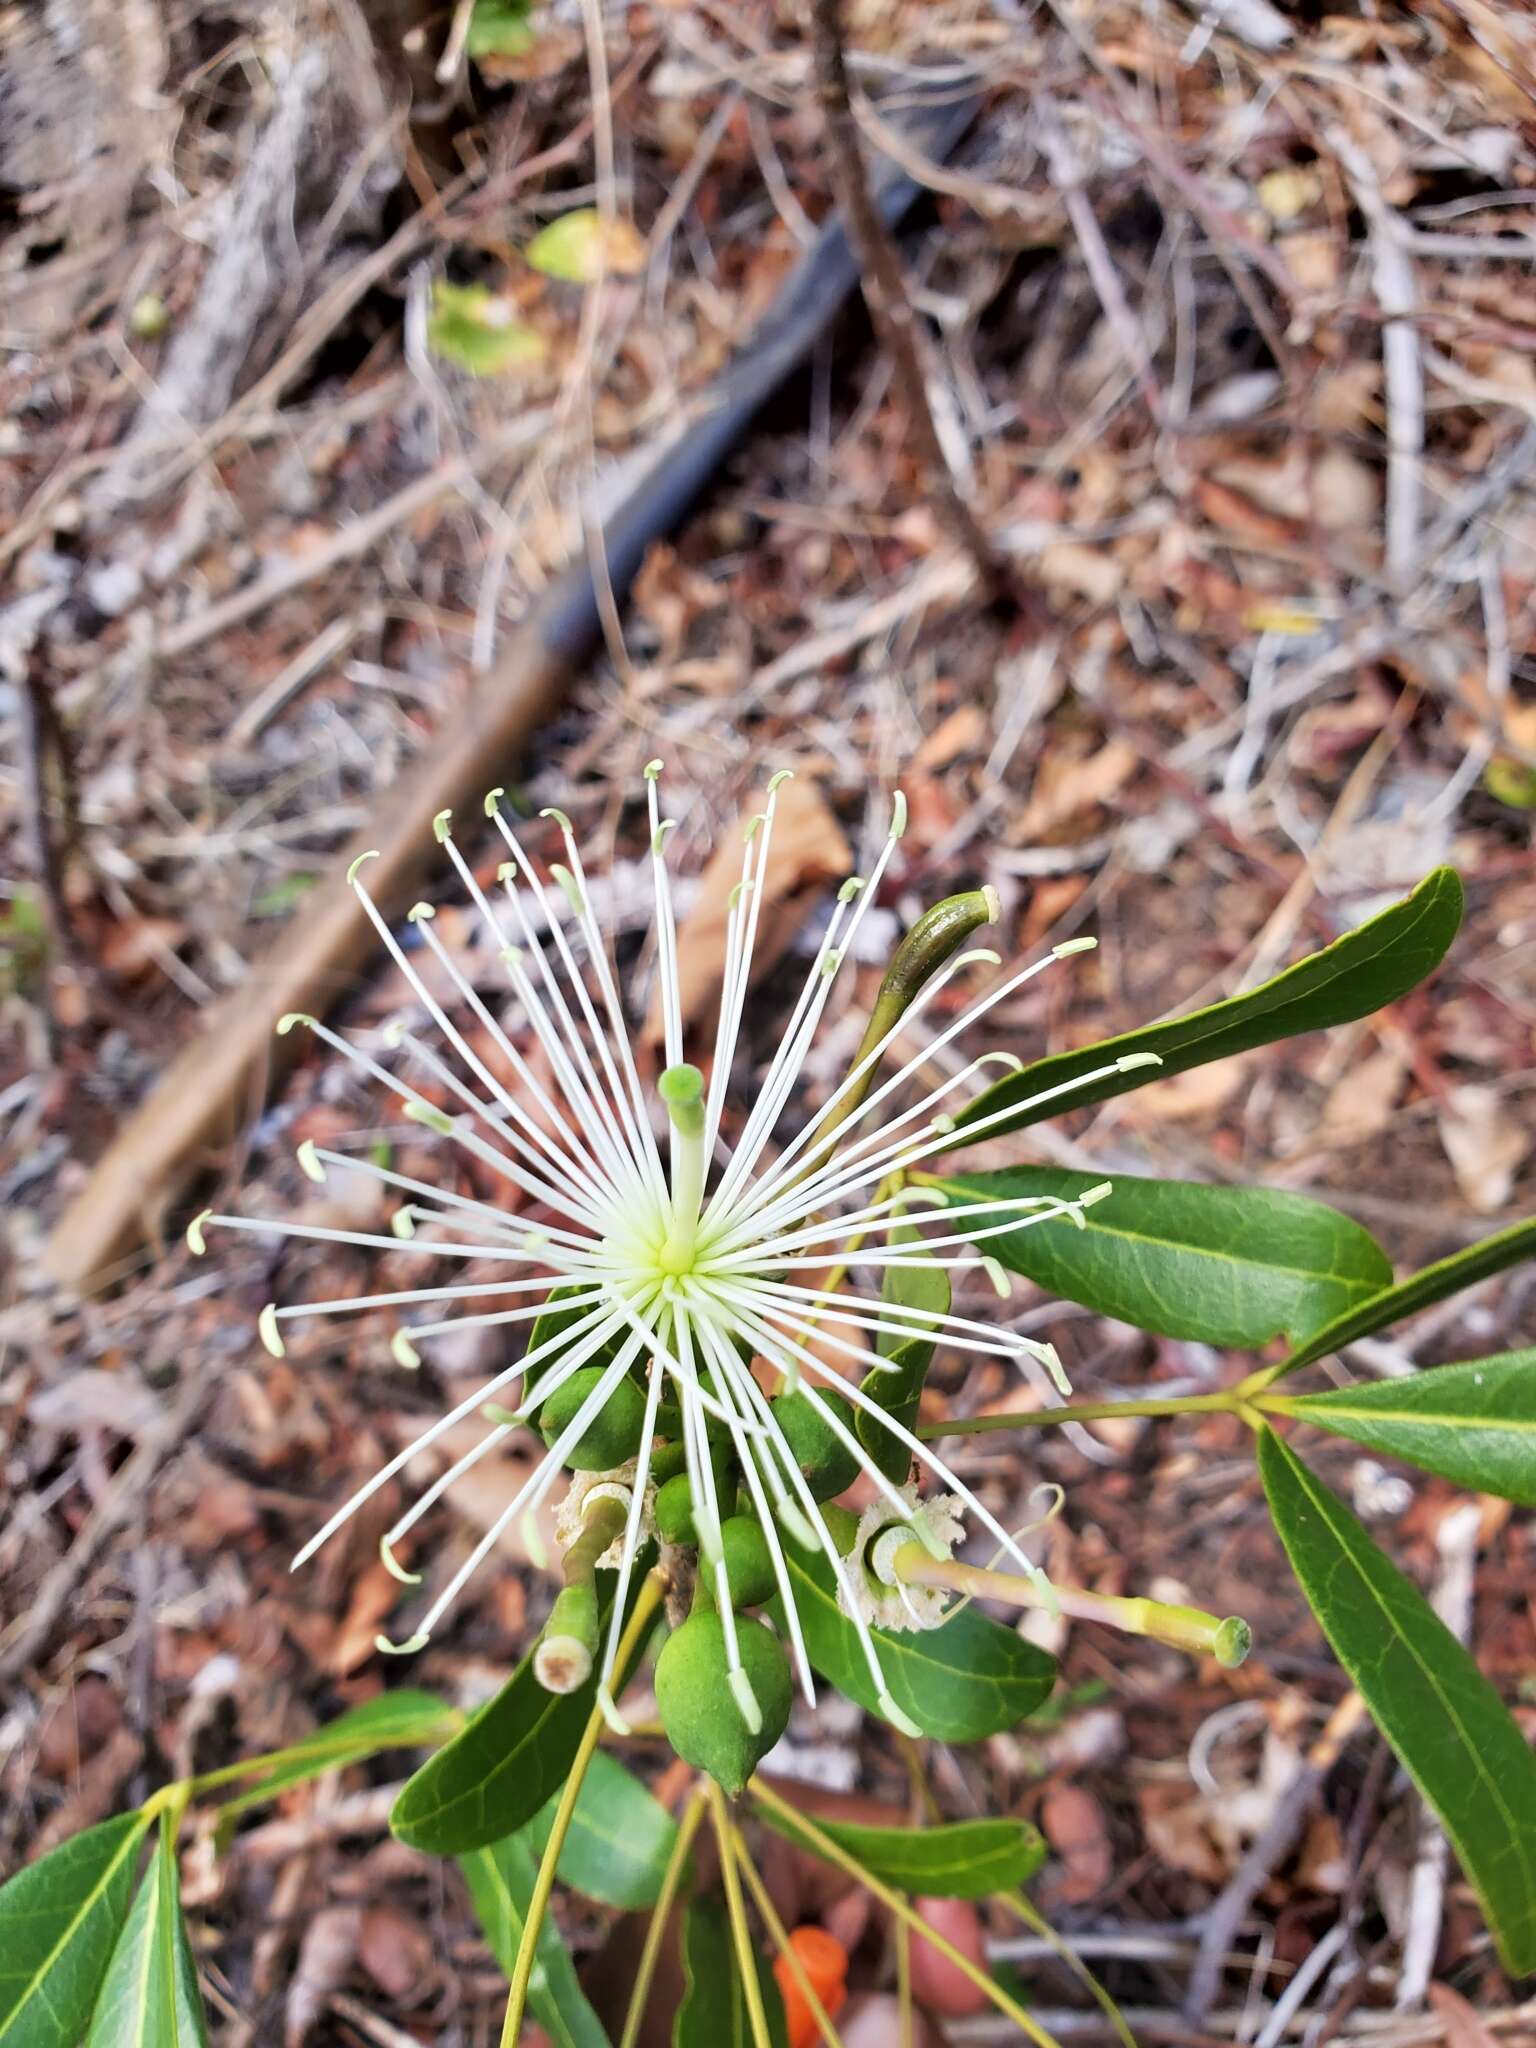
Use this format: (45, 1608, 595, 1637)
(2, 1, 1535, 2043)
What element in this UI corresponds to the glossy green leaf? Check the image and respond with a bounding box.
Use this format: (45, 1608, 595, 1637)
(756, 1804, 1044, 1899)
(427, 283, 544, 378)
(467, 0, 536, 59)
(0, 1812, 149, 2046)
(216, 1690, 455, 1823)
(459, 1834, 608, 2048)
(1271, 1350, 1536, 1506)
(675, 1897, 787, 2048)
(931, 1169, 1390, 1347)
(1267, 1217, 1536, 1377)
(86, 1824, 208, 2047)
(1259, 1426, 1536, 1973)
(950, 869, 1463, 1146)
(392, 1563, 653, 1854)
(858, 1230, 950, 1480)
(524, 1749, 679, 1909)
(773, 1534, 1054, 1741)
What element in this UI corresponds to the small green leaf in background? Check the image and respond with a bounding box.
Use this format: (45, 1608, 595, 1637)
(217, 1689, 455, 1824)
(526, 210, 646, 284)
(0, 1812, 149, 2046)
(858, 1229, 950, 1479)
(1271, 1350, 1536, 1506)
(773, 1534, 1054, 1742)
(950, 868, 1464, 1146)
(393, 1565, 652, 1854)
(1483, 757, 1536, 810)
(427, 282, 545, 377)
(1259, 1425, 1536, 1974)
(1266, 1216, 1536, 1379)
(467, 0, 537, 59)
(87, 1823, 208, 2047)
(931, 1169, 1390, 1349)
(524, 1749, 679, 1908)
(675, 1896, 788, 2048)
(460, 1834, 608, 2048)
(756, 1805, 1045, 1900)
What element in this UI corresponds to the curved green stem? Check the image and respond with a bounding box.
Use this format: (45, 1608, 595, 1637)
(748, 1778, 1065, 2048)
(501, 1570, 667, 2048)
(917, 1388, 1242, 1438)
(709, 1782, 774, 2048)
(728, 1814, 848, 2048)
(620, 1785, 707, 2048)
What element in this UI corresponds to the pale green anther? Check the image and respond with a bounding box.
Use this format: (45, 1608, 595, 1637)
(481, 1403, 523, 1427)
(408, 901, 435, 923)
(433, 809, 453, 843)
(499, 941, 523, 967)
(1040, 1343, 1070, 1396)
(838, 876, 865, 904)
(497, 861, 517, 884)
(551, 863, 585, 916)
(767, 768, 794, 793)
(392, 1329, 422, 1370)
(380, 1536, 422, 1586)
(729, 1668, 763, 1733)
(820, 950, 842, 979)
(644, 758, 664, 780)
(296, 1139, 325, 1183)
(932, 1113, 956, 1133)
(391, 1207, 416, 1239)
(1081, 1180, 1114, 1206)
(484, 786, 505, 816)
(1053, 935, 1098, 958)
(729, 879, 754, 910)
(743, 812, 766, 844)
(982, 1256, 1012, 1298)
(404, 1102, 454, 1135)
(374, 1632, 429, 1657)
(186, 1209, 213, 1255)
(652, 819, 677, 856)
(778, 1499, 819, 1550)
(276, 1012, 315, 1036)
(659, 1061, 705, 1138)
(347, 849, 379, 886)
(1116, 1052, 1162, 1073)
(258, 1304, 285, 1358)
(541, 806, 573, 832)
(382, 1020, 406, 1049)
(890, 791, 909, 839)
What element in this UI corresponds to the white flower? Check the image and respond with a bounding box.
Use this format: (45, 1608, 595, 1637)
(191, 772, 1143, 1740)
(849, 1486, 966, 1632)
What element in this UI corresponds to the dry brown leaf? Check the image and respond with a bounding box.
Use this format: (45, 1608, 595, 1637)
(1120, 1054, 1254, 1127)
(286, 1907, 362, 2048)
(357, 1904, 433, 2003)
(1020, 740, 1138, 839)
(1313, 1045, 1408, 1150)
(914, 703, 987, 771)
(328, 1560, 411, 1677)
(1438, 1083, 1529, 1213)
(1427, 1983, 1500, 2048)
(1041, 1784, 1113, 1903)
(644, 778, 851, 1043)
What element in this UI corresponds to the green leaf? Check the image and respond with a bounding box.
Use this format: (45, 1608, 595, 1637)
(467, 0, 537, 59)
(858, 1230, 950, 1480)
(216, 1690, 455, 1823)
(86, 1824, 208, 2047)
(772, 1535, 1054, 1741)
(392, 1563, 653, 1854)
(756, 1805, 1044, 1899)
(675, 1897, 787, 2048)
(931, 1169, 1391, 1348)
(1258, 1426, 1536, 1973)
(1272, 1350, 1536, 1506)
(427, 283, 545, 378)
(524, 1750, 679, 1909)
(0, 1812, 150, 2046)
(950, 869, 1464, 1147)
(459, 1834, 608, 2048)
(1266, 1217, 1536, 1377)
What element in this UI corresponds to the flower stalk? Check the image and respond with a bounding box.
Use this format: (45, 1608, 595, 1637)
(535, 1489, 631, 1692)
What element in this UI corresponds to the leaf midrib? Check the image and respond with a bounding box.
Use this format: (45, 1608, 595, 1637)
(0, 1818, 147, 2043)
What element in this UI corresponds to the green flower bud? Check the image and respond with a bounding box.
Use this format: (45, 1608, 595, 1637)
(720, 1516, 775, 1607)
(771, 1389, 860, 1499)
(655, 1472, 698, 1544)
(655, 1612, 792, 1794)
(540, 1367, 645, 1471)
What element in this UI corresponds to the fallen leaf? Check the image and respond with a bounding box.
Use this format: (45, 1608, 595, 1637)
(1438, 1083, 1529, 1213)
(1041, 1784, 1113, 1903)
(1311, 1044, 1408, 1150)
(644, 779, 851, 1043)
(1428, 1983, 1500, 2048)
(358, 1904, 433, 2002)
(1020, 740, 1138, 839)
(286, 1907, 362, 2048)
(914, 703, 987, 771)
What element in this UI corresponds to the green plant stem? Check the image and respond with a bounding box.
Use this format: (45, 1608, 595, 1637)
(500, 1570, 667, 2048)
(186, 1712, 463, 1800)
(917, 1388, 1241, 1437)
(995, 1891, 1135, 2048)
(619, 1785, 707, 2048)
(748, 1779, 1064, 2048)
(729, 1815, 848, 2048)
(709, 1782, 775, 2048)
(895, 1912, 913, 2048)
